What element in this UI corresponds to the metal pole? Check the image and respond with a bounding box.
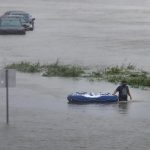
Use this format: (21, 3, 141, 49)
(6, 69, 9, 124)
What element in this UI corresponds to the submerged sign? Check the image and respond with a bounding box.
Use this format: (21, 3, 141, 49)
(0, 69, 16, 124)
(0, 69, 16, 87)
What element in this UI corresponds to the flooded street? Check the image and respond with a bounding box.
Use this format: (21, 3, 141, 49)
(0, 0, 150, 150)
(1, 0, 150, 70)
(0, 73, 150, 150)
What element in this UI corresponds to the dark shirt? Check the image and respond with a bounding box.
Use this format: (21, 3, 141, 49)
(116, 84, 129, 101)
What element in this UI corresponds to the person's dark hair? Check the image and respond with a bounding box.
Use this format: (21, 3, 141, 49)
(121, 80, 127, 84)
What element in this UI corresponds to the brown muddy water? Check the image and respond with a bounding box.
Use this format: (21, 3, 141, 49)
(0, 0, 150, 150)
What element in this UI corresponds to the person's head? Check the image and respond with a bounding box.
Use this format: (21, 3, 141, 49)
(121, 80, 127, 85)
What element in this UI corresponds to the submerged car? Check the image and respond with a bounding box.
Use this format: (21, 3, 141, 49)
(2, 15, 33, 31)
(3, 11, 35, 30)
(0, 17, 26, 34)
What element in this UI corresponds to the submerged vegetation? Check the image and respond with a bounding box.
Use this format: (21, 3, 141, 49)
(5, 61, 150, 88)
(42, 60, 85, 77)
(6, 62, 41, 73)
(6, 61, 85, 77)
(90, 64, 150, 88)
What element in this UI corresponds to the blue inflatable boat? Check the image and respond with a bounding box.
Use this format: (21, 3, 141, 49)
(67, 92, 118, 103)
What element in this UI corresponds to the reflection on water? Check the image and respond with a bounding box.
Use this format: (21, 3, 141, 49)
(67, 99, 145, 117)
(118, 102, 129, 114)
(67, 101, 130, 116)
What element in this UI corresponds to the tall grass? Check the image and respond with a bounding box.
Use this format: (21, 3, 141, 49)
(6, 61, 41, 73)
(5, 61, 150, 88)
(42, 63, 84, 77)
(90, 65, 150, 88)
(6, 61, 85, 77)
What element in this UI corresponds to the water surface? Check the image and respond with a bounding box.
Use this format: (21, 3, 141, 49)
(0, 0, 150, 150)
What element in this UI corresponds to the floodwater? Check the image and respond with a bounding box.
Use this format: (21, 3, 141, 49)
(0, 0, 150, 150)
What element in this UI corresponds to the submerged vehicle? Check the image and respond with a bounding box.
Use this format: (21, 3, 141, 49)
(0, 17, 26, 34)
(2, 15, 33, 31)
(3, 11, 35, 30)
(67, 92, 118, 103)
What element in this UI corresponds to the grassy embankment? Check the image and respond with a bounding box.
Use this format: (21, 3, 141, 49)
(6, 61, 150, 88)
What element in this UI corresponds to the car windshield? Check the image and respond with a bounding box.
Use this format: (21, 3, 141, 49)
(15, 17, 27, 24)
(11, 13, 30, 22)
(21, 16, 29, 22)
(20, 18, 26, 24)
(0, 19, 21, 27)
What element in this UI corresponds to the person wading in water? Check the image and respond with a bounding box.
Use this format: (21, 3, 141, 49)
(113, 80, 132, 101)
